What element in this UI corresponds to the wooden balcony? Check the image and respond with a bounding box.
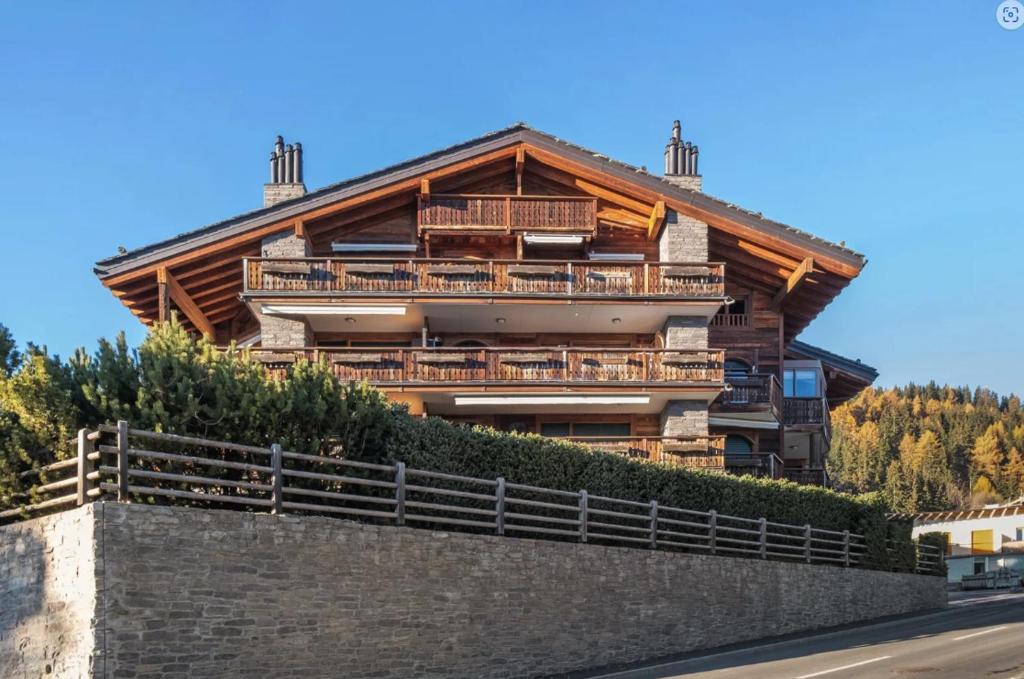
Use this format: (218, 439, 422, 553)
(244, 258, 726, 299)
(251, 347, 725, 386)
(417, 194, 598, 236)
(716, 373, 783, 420)
(784, 396, 832, 439)
(562, 438, 784, 479)
(560, 436, 726, 467)
(783, 468, 830, 486)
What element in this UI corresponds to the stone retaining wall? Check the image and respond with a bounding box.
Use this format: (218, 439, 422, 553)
(1, 503, 947, 678)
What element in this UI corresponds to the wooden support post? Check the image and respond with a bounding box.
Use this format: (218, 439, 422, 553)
(515, 146, 525, 195)
(76, 428, 90, 506)
(843, 530, 851, 567)
(708, 509, 717, 555)
(649, 500, 658, 549)
(116, 420, 129, 502)
(646, 200, 666, 240)
(759, 517, 768, 559)
(294, 219, 312, 254)
(495, 477, 506, 536)
(270, 443, 283, 515)
(771, 257, 814, 311)
(578, 490, 588, 543)
(395, 462, 406, 526)
(156, 269, 170, 323)
(419, 177, 430, 199)
(804, 524, 812, 563)
(161, 267, 216, 337)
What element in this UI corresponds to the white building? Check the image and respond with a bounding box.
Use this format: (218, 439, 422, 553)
(911, 503, 1024, 583)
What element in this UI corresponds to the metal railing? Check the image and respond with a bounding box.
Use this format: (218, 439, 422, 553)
(243, 258, 727, 299)
(0, 422, 943, 576)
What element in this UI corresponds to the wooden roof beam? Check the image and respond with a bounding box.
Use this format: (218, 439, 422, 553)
(771, 257, 814, 312)
(160, 267, 215, 337)
(420, 178, 430, 199)
(647, 201, 666, 240)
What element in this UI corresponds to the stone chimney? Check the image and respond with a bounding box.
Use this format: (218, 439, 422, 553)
(662, 120, 702, 192)
(263, 135, 307, 207)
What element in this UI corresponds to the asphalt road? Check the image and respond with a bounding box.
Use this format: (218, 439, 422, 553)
(583, 590, 1024, 679)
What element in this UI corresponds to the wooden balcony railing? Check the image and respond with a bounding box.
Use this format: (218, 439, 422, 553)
(244, 258, 726, 299)
(716, 373, 783, 421)
(710, 313, 748, 327)
(559, 436, 726, 468)
(783, 468, 830, 487)
(417, 194, 598, 235)
(250, 347, 726, 385)
(784, 396, 832, 440)
(723, 453, 785, 480)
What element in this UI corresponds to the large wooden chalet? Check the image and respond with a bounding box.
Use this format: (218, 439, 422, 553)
(94, 122, 877, 485)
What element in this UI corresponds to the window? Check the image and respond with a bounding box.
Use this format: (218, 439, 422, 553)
(944, 532, 953, 556)
(540, 422, 630, 437)
(724, 359, 751, 377)
(971, 529, 994, 555)
(725, 435, 754, 454)
(783, 369, 819, 397)
(1017, 528, 1023, 542)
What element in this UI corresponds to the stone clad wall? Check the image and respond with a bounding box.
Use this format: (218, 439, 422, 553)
(0, 505, 100, 678)
(1, 503, 946, 679)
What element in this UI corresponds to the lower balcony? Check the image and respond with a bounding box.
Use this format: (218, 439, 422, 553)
(249, 347, 726, 415)
(784, 396, 832, 441)
(783, 468, 830, 486)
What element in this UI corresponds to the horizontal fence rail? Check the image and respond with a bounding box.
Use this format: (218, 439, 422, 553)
(244, 258, 726, 298)
(0, 422, 943, 576)
(249, 347, 727, 385)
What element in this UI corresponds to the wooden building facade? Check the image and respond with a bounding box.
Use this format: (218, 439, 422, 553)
(94, 123, 877, 485)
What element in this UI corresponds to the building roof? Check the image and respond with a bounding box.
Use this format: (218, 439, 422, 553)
(95, 123, 865, 277)
(907, 504, 1024, 524)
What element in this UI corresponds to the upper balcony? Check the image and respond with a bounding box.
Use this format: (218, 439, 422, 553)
(245, 258, 725, 300)
(250, 347, 726, 415)
(417, 194, 597, 236)
(243, 258, 726, 335)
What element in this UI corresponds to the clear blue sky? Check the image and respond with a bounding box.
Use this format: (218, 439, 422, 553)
(0, 2, 1021, 395)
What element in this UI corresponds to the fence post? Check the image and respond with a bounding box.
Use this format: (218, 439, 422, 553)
(76, 429, 90, 506)
(495, 477, 506, 536)
(759, 518, 767, 559)
(395, 462, 406, 526)
(708, 509, 717, 555)
(578, 490, 588, 543)
(116, 420, 129, 502)
(270, 444, 283, 515)
(649, 500, 658, 549)
(843, 530, 851, 568)
(804, 524, 812, 563)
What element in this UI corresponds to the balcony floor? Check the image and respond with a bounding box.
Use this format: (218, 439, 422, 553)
(250, 298, 723, 335)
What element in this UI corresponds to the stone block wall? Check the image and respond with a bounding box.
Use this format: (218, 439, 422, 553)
(658, 208, 708, 262)
(257, 231, 313, 347)
(660, 400, 710, 438)
(0, 505, 100, 678)
(1, 503, 946, 679)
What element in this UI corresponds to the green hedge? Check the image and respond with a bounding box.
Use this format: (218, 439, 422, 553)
(1, 319, 900, 569)
(351, 415, 894, 568)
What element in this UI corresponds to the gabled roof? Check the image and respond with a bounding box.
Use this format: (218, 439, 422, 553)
(95, 123, 865, 278)
(94, 123, 868, 338)
(907, 503, 1024, 524)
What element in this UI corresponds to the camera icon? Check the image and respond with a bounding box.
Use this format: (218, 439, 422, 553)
(998, 0, 1024, 29)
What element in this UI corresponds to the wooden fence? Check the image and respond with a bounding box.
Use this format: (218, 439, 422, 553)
(0, 422, 943, 576)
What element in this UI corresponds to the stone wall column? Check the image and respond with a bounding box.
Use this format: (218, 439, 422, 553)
(257, 231, 313, 348)
(658, 209, 708, 262)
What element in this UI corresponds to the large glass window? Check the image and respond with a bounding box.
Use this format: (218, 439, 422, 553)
(783, 369, 819, 397)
